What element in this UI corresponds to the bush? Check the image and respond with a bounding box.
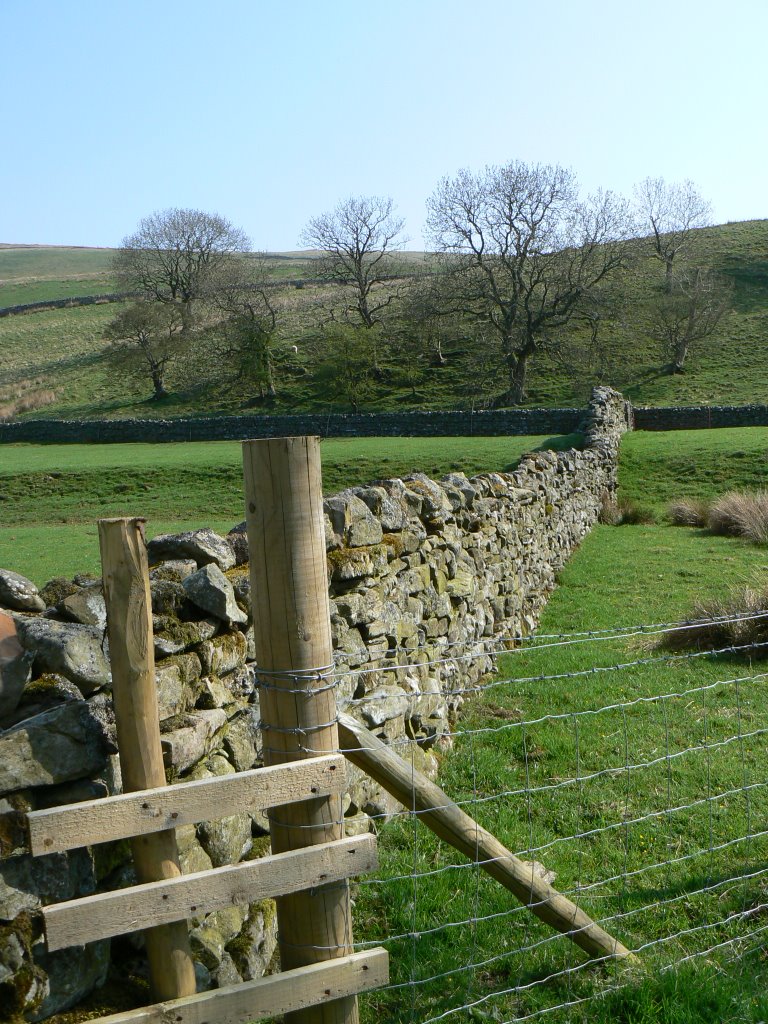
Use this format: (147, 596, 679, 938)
(668, 498, 709, 527)
(657, 584, 768, 655)
(708, 490, 768, 544)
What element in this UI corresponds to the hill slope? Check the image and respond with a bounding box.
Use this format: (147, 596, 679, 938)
(0, 222, 766, 419)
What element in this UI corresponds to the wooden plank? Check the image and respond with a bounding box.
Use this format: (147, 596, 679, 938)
(244, 435, 358, 1024)
(27, 754, 346, 856)
(80, 949, 389, 1024)
(44, 832, 377, 952)
(98, 516, 196, 1000)
(338, 713, 636, 963)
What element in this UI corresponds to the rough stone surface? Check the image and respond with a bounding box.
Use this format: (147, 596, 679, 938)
(183, 565, 248, 626)
(0, 570, 45, 613)
(0, 701, 109, 796)
(226, 523, 250, 566)
(13, 618, 110, 695)
(147, 529, 236, 571)
(57, 587, 107, 630)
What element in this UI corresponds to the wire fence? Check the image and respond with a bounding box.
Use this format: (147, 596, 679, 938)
(268, 610, 768, 1023)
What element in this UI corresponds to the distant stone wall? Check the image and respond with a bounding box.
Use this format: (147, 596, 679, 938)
(0, 387, 630, 1020)
(633, 404, 768, 430)
(0, 408, 583, 443)
(6, 401, 768, 444)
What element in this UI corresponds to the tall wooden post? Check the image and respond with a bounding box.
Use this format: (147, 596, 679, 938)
(243, 437, 358, 1024)
(98, 517, 197, 1001)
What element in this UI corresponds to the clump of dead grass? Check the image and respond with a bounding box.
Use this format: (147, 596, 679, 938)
(600, 494, 656, 526)
(656, 584, 768, 655)
(668, 498, 710, 527)
(708, 490, 768, 545)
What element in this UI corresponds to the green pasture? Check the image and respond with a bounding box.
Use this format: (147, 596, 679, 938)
(0, 434, 574, 584)
(353, 427, 768, 1023)
(619, 426, 768, 512)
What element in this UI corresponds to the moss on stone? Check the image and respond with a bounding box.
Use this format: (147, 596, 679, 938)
(243, 834, 272, 861)
(39, 577, 79, 608)
(381, 532, 406, 558)
(154, 615, 208, 649)
(0, 913, 44, 1022)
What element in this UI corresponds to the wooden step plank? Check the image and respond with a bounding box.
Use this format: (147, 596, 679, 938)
(27, 754, 346, 855)
(43, 833, 377, 951)
(80, 949, 389, 1024)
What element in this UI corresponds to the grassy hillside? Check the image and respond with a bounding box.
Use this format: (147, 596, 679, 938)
(0, 221, 766, 418)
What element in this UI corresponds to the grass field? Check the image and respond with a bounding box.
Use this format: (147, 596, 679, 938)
(1, 221, 767, 419)
(0, 434, 575, 583)
(4, 427, 768, 1021)
(350, 427, 768, 1023)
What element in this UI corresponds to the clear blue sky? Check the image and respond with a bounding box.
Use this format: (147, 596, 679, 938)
(2, 0, 766, 250)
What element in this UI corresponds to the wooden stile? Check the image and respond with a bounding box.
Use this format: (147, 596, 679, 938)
(21, 513, 387, 1024)
(75, 951, 389, 1024)
(27, 754, 346, 855)
(243, 436, 359, 1024)
(98, 516, 197, 1001)
(44, 833, 378, 950)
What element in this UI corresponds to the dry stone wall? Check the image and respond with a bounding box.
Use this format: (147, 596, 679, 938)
(0, 387, 630, 1020)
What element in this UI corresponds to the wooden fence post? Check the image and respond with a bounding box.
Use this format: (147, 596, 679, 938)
(99, 517, 197, 1001)
(242, 437, 358, 1024)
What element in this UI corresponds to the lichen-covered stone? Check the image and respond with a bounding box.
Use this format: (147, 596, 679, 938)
(198, 631, 248, 677)
(324, 493, 384, 548)
(147, 528, 236, 571)
(161, 709, 228, 774)
(0, 570, 45, 613)
(183, 564, 248, 626)
(0, 701, 109, 796)
(150, 577, 187, 617)
(57, 587, 106, 629)
(14, 618, 110, 695)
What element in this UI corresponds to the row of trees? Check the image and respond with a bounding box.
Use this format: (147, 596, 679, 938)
(106, 166, 730, 405)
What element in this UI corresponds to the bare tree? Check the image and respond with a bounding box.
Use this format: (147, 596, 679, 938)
(113, 208, 249, 332)
(426, 161, 633, 404)
(299, 195, 407, 331)
(207, 254, 280, 398)
(103, 302, 182, 399)
(633, 177, 712, 291)
(649, 267, 732, 373)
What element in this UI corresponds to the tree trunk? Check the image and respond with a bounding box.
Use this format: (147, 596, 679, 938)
(496, 352, 529, 405)
(151, 369, 168, 400)
(665, 258, 674, 294)
(671, 338, 688, 374)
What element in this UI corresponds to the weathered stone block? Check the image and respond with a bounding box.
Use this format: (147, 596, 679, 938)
(14, 618, 110, 695)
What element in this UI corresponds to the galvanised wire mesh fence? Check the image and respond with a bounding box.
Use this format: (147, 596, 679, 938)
(303, 612, 768, 1022)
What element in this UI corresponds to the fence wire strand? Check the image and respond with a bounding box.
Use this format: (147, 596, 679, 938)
(330, 609, 768, 1023)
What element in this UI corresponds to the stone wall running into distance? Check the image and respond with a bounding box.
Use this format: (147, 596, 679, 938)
(0, 387, 631, 1021)
(0, 408, 584, 443)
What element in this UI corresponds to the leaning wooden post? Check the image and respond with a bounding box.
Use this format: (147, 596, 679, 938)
(98, 517, 197, 1001)
(243, 437, 358, 1024)
(338, 713, 636, 963)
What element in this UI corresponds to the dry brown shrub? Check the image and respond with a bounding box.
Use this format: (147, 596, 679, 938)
(668, 498, 710, 527)
(709, 490, 768, 544)
(0, 388, 57, 420)
(657, 585, 768, 655)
